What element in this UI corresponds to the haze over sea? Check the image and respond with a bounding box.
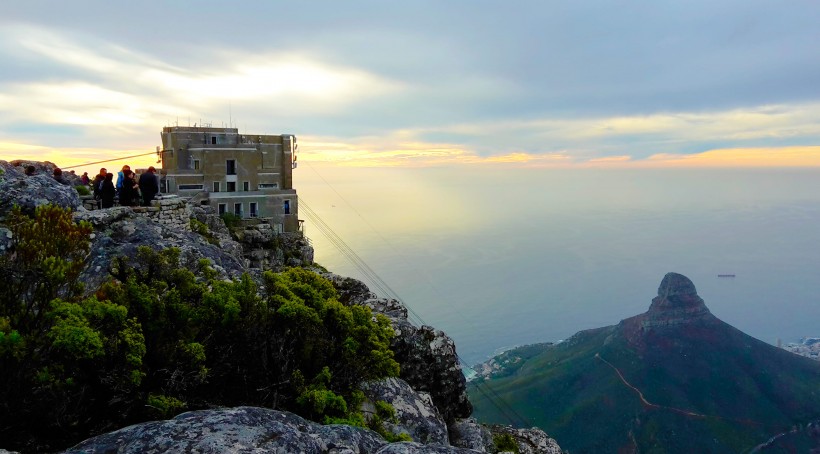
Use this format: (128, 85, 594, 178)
(299, 165, 820, 365)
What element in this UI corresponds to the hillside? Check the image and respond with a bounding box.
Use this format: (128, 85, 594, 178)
(470, 273, 820, 453)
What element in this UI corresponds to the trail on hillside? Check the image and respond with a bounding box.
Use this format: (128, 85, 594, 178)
(594, 353, 707, 418)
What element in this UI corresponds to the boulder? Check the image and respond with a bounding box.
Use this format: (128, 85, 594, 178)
(488, 426, 563, 454)
(448, 419, 493, 452)
(0, 160, 83, 217)
(62, 407, 387, 454)
(361, 378, 448, 445)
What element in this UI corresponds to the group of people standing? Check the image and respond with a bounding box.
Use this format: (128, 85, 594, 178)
(91, 165, 159, 208)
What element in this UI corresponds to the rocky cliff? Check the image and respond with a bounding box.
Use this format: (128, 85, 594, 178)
(0, 160, 562, 454)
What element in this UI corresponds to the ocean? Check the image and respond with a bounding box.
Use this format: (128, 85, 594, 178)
(298, 165, 820, 365)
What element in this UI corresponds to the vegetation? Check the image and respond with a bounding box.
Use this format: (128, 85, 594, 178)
(74, 185, 91, 196)
(220, 212, 242, 230)
(492, 433, 520, 453)
(470, 321, 820, 453)
(0, 205, 400, 451)
(189, 218, 219, 245)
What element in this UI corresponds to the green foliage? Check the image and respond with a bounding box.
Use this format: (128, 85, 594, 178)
(220, 212, 242, 230)
(493, 433, 520, 453)
(74, 185, 91, 196)
(0, 205, 145, 452)
(147, 394, 186, 419)
(189, 219, 219, 245)
(0, 213, 400, 451)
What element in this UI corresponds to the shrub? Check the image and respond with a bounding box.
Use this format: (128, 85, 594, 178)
(493, 433, 520, 453)
(74, 185, 91, 196)
(220, 212, 242, 230)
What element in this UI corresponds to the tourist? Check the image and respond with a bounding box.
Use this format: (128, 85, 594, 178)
(116, 165, 130, 195)
(24, 165, 35, 176)
(81, 172, 90, 185)
(100, 173, 116, 208)
(120, 169, 139, 206)
(138, 166, 159, 206)
(52, 168, 68, 185)
(92, 167, 107, 205)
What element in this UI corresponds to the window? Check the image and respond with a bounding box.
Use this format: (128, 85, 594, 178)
(178, 184, 203, 190)
(243, 181, 250, 191)
(234, 203, 242, 217)
(226, 160, 236, 175)
(193, 159, 200, 170)
(283, 200, 291, 215)
(218, 203, 227, 215)
(250, 202, 258, 217)
(211, 136, 217, 145)
(213, 181, 220, 192)
(227, 182, 236, 192)
(258, 183, 278, 189)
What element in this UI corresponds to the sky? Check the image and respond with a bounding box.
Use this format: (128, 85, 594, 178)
(2, 1, 820, 172)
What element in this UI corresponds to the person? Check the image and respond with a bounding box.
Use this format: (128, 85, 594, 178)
(24, 165, 36, 176)
(116, 165, 130, 194)
(138, 166, 160, 206)
(81, 172, 90, 185)
(120, 169, 139, 206)
(52, 168, 68, 185)
(92, 168, 107, 207)
(100, 173, 116, 208)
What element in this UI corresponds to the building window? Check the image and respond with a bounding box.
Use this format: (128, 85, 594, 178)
(193, 159, 200, 170)
(250, 202, 258, 217)
(211, 136, 217, 145)
(227, 182, 236, 192)
(218, 203, 227, 215)
(178, 184, 203, 190)
(284, 199, 291, 215)
(243, 181, 250, 191)
(234, 203, 242, 217)
(258, 183, 278, 189)
(213, 181, 220, 193)
(226, 160, 236, 175)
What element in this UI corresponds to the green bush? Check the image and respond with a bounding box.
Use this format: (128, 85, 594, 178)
(189, 218, 219, 245)
(220, 212, 242, 230)
(0, 207, 400, 451)
(74, 185, 91, 196)
(493, 433, 520, 453)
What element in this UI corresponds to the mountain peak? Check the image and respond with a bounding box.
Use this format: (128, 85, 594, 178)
(643, 272, 712, 328)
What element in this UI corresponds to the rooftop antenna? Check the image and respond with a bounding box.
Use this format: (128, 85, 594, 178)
(229, 101, 233, 129)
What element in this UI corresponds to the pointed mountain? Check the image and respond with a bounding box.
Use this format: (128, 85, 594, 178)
(470, 273, 820, 453)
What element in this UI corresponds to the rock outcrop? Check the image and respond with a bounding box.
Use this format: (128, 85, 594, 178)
(640, 272, 714, 329)
(0, 160, 82, 216)
(326, 274, 472, 423)
(361, 377, 448, 445)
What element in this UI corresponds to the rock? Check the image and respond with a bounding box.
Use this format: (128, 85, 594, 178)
(0, 160, 83, 217)
(374, 443, 478, 453)
(0, 227, 11, 253)
(642, 272, 713, 329)
(62, 406, 387, 454)
(327, 275, 471, 423)
(487, 426, 563, 454)
(361, 378, 448, 445)
(448, 419, 493, 452)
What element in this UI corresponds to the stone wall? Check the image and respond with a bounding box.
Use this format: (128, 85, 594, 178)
(131, 196, 192, 231)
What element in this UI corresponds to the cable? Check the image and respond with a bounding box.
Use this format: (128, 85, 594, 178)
(62, 150, 167, 170)
(300, 196, 533, 428)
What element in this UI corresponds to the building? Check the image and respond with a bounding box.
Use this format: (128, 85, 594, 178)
(159, 126, 299, 232)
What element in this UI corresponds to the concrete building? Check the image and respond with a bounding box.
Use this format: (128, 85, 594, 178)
(159, 126, 300, 232)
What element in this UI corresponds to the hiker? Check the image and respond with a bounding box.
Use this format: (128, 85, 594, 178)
(24, 165, 35, 176)
(52, 168, 68, 185)
(116, 165, 130, 195)
(100, 173, 116, 208)
(138, 166, 159, 206)
(81, 172, 90, 185)
(92, 168, 107, 206)
(120, 169, 139, 206)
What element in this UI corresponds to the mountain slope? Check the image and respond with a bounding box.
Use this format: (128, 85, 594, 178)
(470, 273, 820, 453)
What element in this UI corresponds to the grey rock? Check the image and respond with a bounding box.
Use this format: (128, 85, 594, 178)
(488, 426, 563, 454)
(62, 406, 387, 454)
(0, 449, 21, 454)
(0, 160, 83, 217)
(448, 419, 493, 453)
(327, 275, 471, 424)
(0, 227, 11, 253)
(362, 378, 448, 445)
(374, 443, 477, 453)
